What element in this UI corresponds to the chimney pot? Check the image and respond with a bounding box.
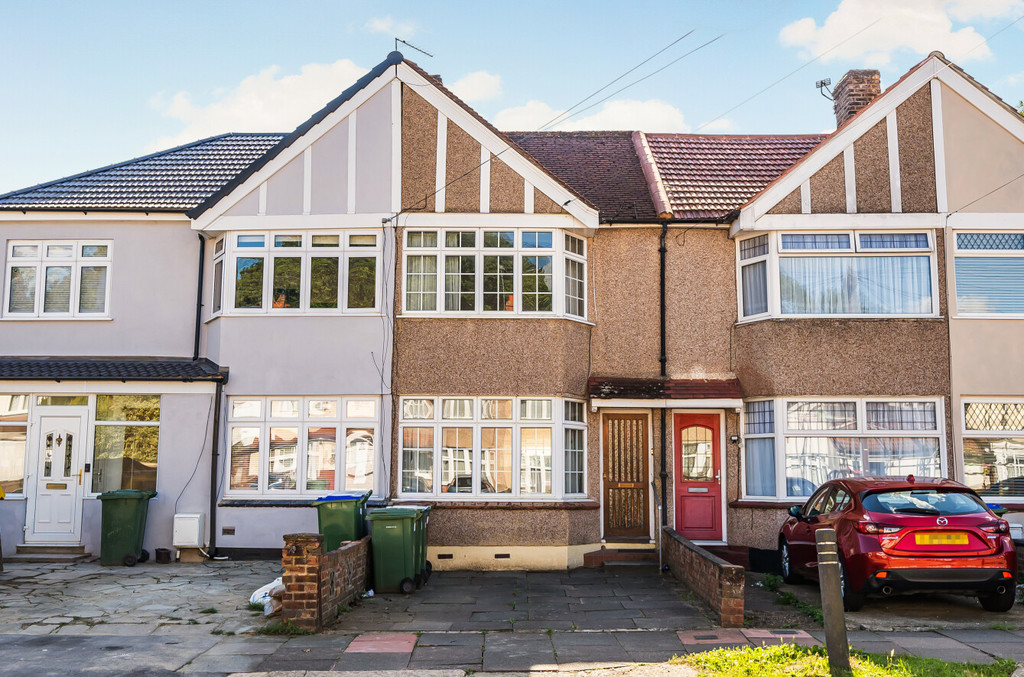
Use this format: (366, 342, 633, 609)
(832, 69, 881, 127)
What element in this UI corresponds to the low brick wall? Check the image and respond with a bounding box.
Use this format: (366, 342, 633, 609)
(662, 527, 745, 627)
(281, 533, 370, 632)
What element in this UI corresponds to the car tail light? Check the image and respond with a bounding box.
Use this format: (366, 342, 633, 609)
(1002, 571, 1014, 579)
(855, 522, 902, 535)
(980, 520, 1010, 534)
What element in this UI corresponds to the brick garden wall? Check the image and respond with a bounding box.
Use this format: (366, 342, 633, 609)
(662, 527, 744, 627)
(281, 533, 370, 632)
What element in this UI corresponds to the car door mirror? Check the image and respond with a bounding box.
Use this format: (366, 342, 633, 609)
(788, 505, 802, 518)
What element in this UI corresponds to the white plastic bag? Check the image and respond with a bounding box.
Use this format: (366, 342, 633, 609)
(249, 577, 283, 606)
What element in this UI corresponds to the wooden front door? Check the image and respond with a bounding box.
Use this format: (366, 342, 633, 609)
(674, 413, 722, 541)
(602, 413, 650, 540)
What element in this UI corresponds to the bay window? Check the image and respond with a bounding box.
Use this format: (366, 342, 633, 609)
(227, 396, 379, 497)
(5, 240, 111, 317)
(953, 232, 1024, 315)
(962, 400, 1024, 499)
(218, 231, 379, 315)
(403, 229, 586, 319)
(737, 231, 935, 320)
(742, 398, 944, 499)
(399, 396, 586, 499)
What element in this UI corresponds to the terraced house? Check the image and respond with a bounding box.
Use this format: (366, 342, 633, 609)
(0, 50, 1022, 570)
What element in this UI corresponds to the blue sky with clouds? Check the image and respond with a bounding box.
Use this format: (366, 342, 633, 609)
(3, 0, 1024, 194)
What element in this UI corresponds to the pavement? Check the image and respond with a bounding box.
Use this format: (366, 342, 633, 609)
(0, 560, 1022, 675)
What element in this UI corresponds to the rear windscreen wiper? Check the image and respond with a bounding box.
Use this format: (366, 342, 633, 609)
(892, 507, 941, 515)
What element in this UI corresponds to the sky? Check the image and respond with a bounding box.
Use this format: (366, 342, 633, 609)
(3, 0, 1024, 195)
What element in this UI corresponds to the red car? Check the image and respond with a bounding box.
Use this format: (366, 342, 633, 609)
(778, 476, 1018, 612)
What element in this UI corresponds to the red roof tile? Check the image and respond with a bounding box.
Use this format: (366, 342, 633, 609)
(644, 134, 825, 221)
(589, 377, 742, 400)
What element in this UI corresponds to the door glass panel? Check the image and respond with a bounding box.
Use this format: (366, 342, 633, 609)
(680, 426, 714, 480)
(44, 433, 53, 477)
(63, 433, 73, 477)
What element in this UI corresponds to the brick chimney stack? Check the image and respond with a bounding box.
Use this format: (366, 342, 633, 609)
(832, 69, 881, 127)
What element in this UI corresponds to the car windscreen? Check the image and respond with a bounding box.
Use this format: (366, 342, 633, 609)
(861, 489, 988, 516)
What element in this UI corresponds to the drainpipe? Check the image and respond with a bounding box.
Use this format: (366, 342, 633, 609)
(659, 222, 668, 526)
(193, 234, 205, 361)
(208, 378, 223, 557)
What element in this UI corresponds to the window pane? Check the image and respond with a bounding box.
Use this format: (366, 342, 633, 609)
(403, 399, 434, 420)
(522, 231, 552, 248)
(482, 255, 514, 312)
(214, 239, 224, 255)
(866, 402, 936, 431)
(405, 255, 437, 311)
(349, 234, 376, 247)
(680, 426, 714, 480)
(46, 244, 73, 257)
(92, 425, 159, 493)
(784, 437, 862, 497)
(781, 234, 851, 250)
(402, 427, 433, 492)
(274, 234, 302, 247)
(312, 235, 340, 247)
(441, 399, 473, 420)
(745, 401, 774, 434)
(860, 233, 929, 249)
(522, 255, 552, 311)
(11, 245, 38, 257)
(520, 428, 552, 494)
(564, 428, 584, 494)
(306, 426, 336, 491)
(0, 425, 27, 495)
(780, 256, 932, 314)
(740, 234, 769, 260)
(482, 399, 513, 420)
(270, 400, 300, 418)
(235, 257, 264, 308)
(741, 261, 767, 316)
(865, 437, 940, 476)
(481, 427, 513, 493)
(445, 231, 475, 247)
(231, 400, 262, 418)
(346, 400, 375, 418)
(745, 437, 775, 496)
(213, 260, 223, 313)
(347, 257, 376, 309)
(964, 438, 1024, 497)
(441, 427, 473, 493)
(310, 257, 339, 309)
(268, 427, 298, 490)
(444, 255, 475, 311)
(36, 395, 88, 406)
(955, 258, 1024, 313)
(308, 400, 338, 418)
(407, 231, 437, 248)
(565, 258, 585, 317)
(565, 234, 585, 256)
(8, 266, 36, 312)
(521, 399, 552, 420)
(43, 266, 71, 312)
(564, 401, 584, 423)
(230, 427, 260, 489)
(957, 232, 1024, 250)
(96, 395, 160, 422)
(82, 244, 108, 257)
(237, 235, 265, 247)
(484, 231, 514, 248)
(272, 257, 301, 308)
(345, 428, 374, 491)
(787, 402, 856, 431)
(0, 395, 29, 419)
(965, 402, 1024, 431)
(79, 266, 107, 313)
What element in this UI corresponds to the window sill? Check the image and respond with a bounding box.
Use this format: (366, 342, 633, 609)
(1, 316, 113, 321)
(953, 314, 1024, 320)
(735, 315, 944, 326)
(398, 313, 594, 326)
(391, 499, 598, 510)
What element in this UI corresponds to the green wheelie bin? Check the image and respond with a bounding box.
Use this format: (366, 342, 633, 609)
(366, 507, 418, 594)
(98, 489, 157, 566)
(312, 491, 372, 552)
(401, 504, 432, 587)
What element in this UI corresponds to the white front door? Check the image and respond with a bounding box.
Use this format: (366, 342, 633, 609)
(26, 411, 87, 542)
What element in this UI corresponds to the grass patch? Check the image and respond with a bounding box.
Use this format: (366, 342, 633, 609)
(673, 644, 1015, 677)
(776, 590, 824, 625)
(199, 607, 218, 614)
(761, 573, 783, 593)
(246, 601, 266, 612)
(255, 620, 313, 636)
(990, 623, 1015, 631)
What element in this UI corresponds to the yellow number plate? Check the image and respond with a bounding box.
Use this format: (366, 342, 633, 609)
(915, 532, 968, 545)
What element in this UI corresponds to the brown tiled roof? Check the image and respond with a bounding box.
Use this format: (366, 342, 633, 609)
(589, 377, 742, 400)
(506, 131, 658, 222)
(644, 134, 825, 221)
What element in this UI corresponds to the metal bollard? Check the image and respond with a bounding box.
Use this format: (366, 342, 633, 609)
(815, 528, 851, 676)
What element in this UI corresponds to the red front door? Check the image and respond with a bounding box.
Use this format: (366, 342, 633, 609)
(674, 413, 722, 541)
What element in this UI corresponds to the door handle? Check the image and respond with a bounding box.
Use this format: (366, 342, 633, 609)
(77, 469, 82, 486)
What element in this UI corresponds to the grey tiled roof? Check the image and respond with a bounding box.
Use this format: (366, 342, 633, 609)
(0, 134, 284, 212)
(0, 358, 226, 381)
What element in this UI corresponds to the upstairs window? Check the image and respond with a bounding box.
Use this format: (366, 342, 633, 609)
(4, 241, 111, 318)
(403, 228, 586, 319)
(954, 232, 1024, 315)
(737, 231, 935, 320)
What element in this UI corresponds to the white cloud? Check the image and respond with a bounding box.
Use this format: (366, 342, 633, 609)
(364, 15, 416, 37)
(779, 0, 1023, 66)
(450, 71, 502, 102)
(494, 99, 689, 132)
(147, 59, 368, 151)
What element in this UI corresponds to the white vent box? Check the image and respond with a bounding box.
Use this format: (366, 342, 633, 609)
(173, 513, 205, 548)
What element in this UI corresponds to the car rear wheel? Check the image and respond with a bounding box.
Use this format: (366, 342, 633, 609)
(779, 539, 802, 584)
(839, 557, 864, 612)
(979, 585, 1016, 613)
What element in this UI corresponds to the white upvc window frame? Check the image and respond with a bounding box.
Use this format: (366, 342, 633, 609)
(961, 397, 1024, 501)
(401, 227, 588, 321)
(951, 230, 1024, 318)
(735, 229, 938, 322)
(221, 231, 382, 316)
(740, 396, 947, 501)
(224, 395, 380, 499)
(4, 240, 112, 319)
(397, 395, 587, 500)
